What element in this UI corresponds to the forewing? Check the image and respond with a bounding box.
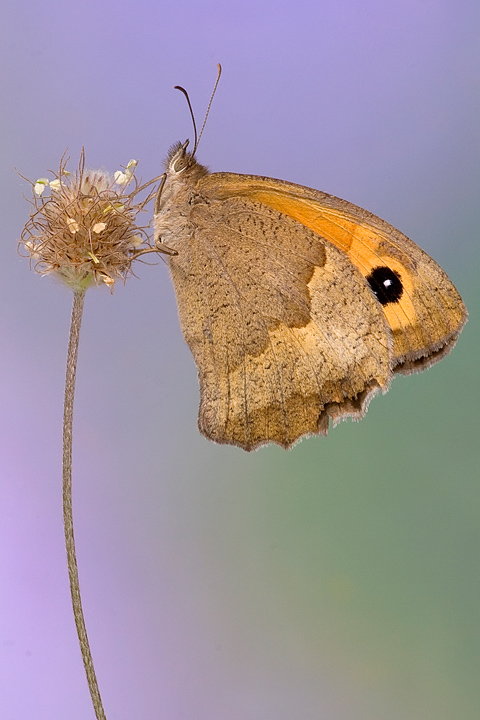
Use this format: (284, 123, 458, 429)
(200, 173, 467, 373)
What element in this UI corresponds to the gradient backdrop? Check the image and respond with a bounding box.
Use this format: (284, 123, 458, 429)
(1, 1, 479, 718)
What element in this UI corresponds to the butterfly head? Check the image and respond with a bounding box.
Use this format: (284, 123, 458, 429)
(154, 67, 221, 251)
(153, 140, 208, 251)
(165, 139, 195, 174)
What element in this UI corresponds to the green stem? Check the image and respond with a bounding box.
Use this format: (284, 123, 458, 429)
(63, 289, 107, 720)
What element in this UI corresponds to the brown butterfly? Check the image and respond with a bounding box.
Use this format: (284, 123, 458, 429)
(153, 76, 467, 451)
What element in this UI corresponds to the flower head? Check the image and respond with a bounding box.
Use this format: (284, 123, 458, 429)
(20, 151, 157, 292)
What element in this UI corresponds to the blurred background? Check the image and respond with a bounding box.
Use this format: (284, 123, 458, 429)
(1, 1, 479, 718)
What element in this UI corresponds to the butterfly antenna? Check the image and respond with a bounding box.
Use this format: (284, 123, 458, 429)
(194, 63, 222, 155)
(174, 64, 222, 157)
(174, 85, 198, 151)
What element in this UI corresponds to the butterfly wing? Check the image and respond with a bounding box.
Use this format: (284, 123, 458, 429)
(200, 173, 467, 375)
(167, 192, 392, 450)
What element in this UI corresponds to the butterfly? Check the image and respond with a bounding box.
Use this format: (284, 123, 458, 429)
(153, 76, 467, 451)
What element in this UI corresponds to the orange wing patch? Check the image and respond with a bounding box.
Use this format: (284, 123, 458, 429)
(234, 187, 464, 369)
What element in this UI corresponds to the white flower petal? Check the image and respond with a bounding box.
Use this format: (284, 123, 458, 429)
(114, 170, 129, 185)
(25, 240, 40, 258)
(99, 273, 115, 287)
(66, 217, 80, 234)
(34, 178, 49, 196)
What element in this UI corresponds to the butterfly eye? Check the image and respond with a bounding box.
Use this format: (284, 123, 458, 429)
(173, 156, 189, 173)
(170, 139, 191, 174)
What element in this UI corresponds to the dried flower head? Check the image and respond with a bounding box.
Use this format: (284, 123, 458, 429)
(20, 151, 158, 291)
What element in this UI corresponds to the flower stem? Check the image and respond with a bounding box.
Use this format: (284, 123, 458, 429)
(63, 289, 107, 720)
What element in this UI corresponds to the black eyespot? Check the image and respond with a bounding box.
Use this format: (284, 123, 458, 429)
(366, 266, 403, 305)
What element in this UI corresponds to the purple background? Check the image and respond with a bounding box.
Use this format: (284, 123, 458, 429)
(1, 1, 479, 718)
